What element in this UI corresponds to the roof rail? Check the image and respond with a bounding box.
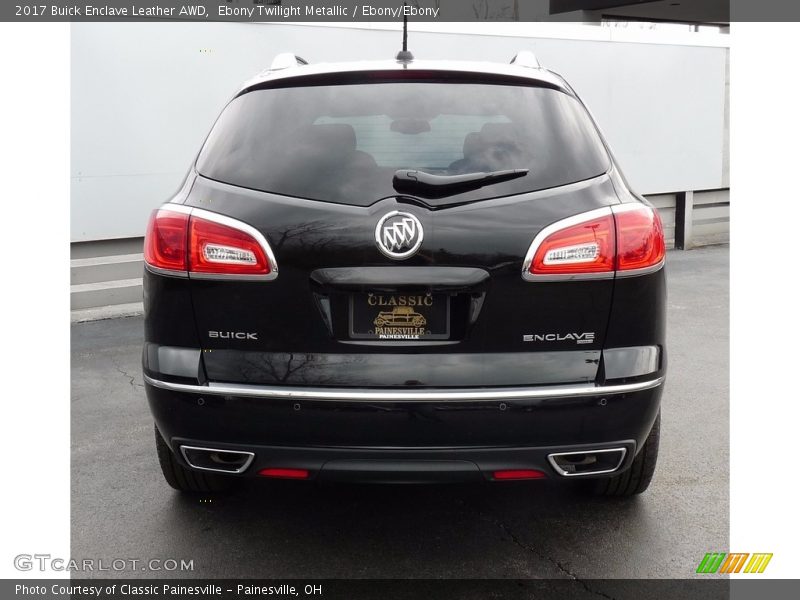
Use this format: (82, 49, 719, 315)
(510, 51, 540, 69)
(270, 53, 309, 71)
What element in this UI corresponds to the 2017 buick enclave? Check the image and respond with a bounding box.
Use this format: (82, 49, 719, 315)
(143, 51, 665, 496)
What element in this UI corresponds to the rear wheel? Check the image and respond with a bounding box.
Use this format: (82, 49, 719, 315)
(589, 412, 660, 497)
(154, 425, 236, 493)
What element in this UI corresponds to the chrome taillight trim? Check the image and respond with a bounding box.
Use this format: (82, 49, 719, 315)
(143, 204, 279, 282)
(521, 206, 615, 282)
(615, 258, 666, 278)
(144, 263, 189, 279)
(187, 206, 279, 281)
(521, 203, 665, 282)
(144, 375, 664, 403)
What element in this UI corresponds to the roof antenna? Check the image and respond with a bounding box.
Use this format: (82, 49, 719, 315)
(395, 3, 414, 62)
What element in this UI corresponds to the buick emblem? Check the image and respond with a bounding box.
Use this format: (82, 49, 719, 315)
(375, 211, 424, 260)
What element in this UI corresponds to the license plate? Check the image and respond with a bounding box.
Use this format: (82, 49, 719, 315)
(349, 292, 450, 340)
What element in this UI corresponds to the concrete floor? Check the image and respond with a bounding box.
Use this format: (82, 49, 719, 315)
(71, 246, 729, 580)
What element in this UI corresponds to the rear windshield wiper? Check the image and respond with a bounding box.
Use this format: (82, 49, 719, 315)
(393, 169, 529, 197)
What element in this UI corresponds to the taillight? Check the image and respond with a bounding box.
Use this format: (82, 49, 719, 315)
(144, 206, 277, 280)
(189, 214, 272, 277)
(144, 208, 189, 272)
(524, 209, 615, 278)
(523, 204, 664, 281)
(614, 204, 666, 273)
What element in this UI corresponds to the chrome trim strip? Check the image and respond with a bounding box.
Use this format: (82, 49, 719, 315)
(144, 375, 664, 403)
(144, 263, 189, 279)
(547, 447, 627, 477)
(179, 445, 255, 474)
(189, 271, 278, 282)
(523, 270, 615, 282)
(145, 205, 279, 282)
(615, 258, 665, 278)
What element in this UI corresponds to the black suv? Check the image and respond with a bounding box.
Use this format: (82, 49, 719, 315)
(143, 51, 665, 497)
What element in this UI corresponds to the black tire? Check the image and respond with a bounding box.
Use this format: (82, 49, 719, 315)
(590, 412, 660, 497)
(154, 425, 235, 493)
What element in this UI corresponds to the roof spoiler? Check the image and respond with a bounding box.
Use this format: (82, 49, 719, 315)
(270, 53, 309, 71)
(510, 51, 540, 69)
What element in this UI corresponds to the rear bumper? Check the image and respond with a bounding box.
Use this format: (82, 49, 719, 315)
(145, 377, 663, 481)
(170, 439, 636, 483)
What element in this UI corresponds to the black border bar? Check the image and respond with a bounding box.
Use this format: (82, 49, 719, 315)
(0, 1, 778, 24)
(4, 579, 800, 600)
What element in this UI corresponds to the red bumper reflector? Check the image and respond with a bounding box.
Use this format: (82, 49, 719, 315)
(258, 468, 309, 480)
(493, 469, 547, 480)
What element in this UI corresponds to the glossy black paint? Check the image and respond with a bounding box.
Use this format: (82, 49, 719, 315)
(148, 384, 661, 451)
(180, 173, 620, 358)
(142, 270, 199, 350)
(143, 68, 667, 481)
(150, 349, 601, 388)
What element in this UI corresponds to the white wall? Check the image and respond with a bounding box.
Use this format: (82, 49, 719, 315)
(71, 22, 728, 242)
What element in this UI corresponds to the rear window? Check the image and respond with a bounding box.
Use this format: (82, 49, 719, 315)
(196, 82, 610, 205)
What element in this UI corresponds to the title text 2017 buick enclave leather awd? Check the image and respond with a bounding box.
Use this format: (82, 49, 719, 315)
(142, 51, 666, 497)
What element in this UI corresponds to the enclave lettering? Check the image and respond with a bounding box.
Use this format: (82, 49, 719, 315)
(523, 332, 596, 344)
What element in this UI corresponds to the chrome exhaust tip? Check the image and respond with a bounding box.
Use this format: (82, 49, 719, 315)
(547, 447, 627, 477)
(179, 445, 255, 474)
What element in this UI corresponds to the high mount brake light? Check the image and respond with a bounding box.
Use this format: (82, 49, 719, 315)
(522, 204, 665, 281)
(144, 206, 278, 280)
